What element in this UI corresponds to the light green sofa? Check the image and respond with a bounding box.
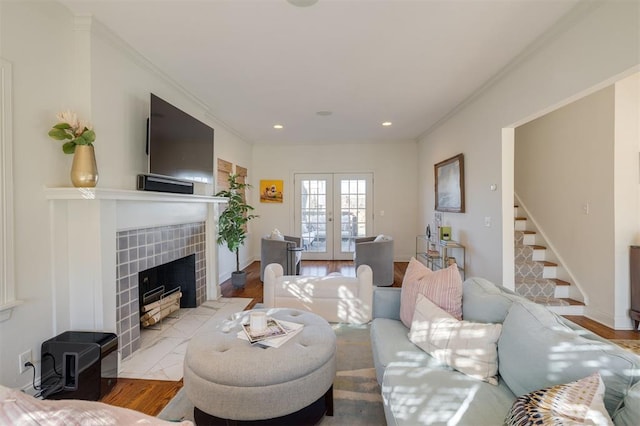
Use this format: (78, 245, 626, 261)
(370, 277, 640, 425)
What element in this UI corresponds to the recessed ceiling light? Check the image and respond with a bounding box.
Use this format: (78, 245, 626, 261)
(382, 121, 392, 127)
(316, 111, 332, 116)
(287, 0, 319, 7)
(273, 124, 284, 129)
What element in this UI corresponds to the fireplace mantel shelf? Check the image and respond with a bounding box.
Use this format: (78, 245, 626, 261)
(44, 187, 228, 204)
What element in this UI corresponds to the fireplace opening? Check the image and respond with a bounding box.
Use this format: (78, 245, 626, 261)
(138, 254, 196, 328)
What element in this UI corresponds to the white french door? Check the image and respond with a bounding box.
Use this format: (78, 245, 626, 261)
(294, 173, 373, 260)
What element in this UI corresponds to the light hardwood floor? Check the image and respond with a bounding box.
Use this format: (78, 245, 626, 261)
(100, 260, 638, 416)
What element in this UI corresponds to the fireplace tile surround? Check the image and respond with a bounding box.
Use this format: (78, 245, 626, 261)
(116, 222, 206, 360)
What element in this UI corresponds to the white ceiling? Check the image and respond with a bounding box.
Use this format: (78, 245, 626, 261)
(61, 0, 580, 145)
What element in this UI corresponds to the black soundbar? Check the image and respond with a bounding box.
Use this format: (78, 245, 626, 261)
(137, 174, 194, 195)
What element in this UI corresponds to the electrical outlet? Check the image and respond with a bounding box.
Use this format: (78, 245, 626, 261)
(484, 216, 491, 227)
(19, 350, 32, 374)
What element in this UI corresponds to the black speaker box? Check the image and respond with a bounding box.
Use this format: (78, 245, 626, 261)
(137, 174, 194, 194)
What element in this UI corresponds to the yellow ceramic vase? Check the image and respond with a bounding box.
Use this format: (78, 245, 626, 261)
(70, 145, 98, 188)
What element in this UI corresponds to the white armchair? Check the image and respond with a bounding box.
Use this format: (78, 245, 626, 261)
(263, 263, 373, 324)
(354, 236, 394, 287)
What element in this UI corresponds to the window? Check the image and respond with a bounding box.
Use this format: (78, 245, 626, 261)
(0, 58, 19, 322)
(235, 165, 248, 231)
(235, 165, 247, 202)
(217, 158, 232, 192)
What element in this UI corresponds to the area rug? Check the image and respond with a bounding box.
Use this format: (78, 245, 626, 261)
(157, 323, 385, 425)
(612, 339, 640, 356)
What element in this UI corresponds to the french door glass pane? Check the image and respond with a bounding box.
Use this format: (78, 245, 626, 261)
(340, 179, 366, 253)
(301, 179, 327, 253)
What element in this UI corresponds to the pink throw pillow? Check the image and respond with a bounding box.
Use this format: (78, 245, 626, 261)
(400, 257, 463, 327)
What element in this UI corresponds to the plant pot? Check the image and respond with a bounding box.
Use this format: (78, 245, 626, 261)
(231, 271, 246, 288)
(70, 145, 98, 187)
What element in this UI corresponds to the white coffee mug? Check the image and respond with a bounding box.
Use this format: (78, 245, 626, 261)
(250, 311, 267, 332)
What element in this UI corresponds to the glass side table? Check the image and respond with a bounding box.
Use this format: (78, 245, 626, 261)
(287, 246, 304, 275)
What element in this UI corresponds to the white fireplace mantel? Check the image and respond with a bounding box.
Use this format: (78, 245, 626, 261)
(44, 187, 227, 204)
(45, 186, 227, 336)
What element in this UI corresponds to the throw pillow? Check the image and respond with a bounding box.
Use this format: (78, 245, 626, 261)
(374, 234, 391, 242)
(408, 294, 502, 385)
(270, 228, 285, 241)
(505, 372, 613, 426)
(400, 257, 462, 327)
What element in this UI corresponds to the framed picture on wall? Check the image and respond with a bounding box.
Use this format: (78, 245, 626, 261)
(435, 153, 465, 213)
(260, 179, 284, 203)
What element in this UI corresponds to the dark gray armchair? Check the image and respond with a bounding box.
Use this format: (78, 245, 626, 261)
(354, 236, 394, 286)
(260, 235, 302, 282)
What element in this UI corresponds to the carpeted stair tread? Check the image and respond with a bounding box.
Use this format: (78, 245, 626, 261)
(515, 265, 544, 281)
(515, 246, 534, 262)
(527, 296, 570, 306)
(515, 277, 556, 298)
(515, 277, 557, 285)
(514, 209, 580, 308)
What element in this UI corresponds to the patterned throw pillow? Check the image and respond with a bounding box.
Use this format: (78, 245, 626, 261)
(408, 293, 502, 385)
(505, 372, 613, 426)
(400, 257, 462, 327)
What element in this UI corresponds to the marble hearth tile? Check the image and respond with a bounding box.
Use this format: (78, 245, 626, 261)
(148, 352, 185, 381)
(120, 336, 184, 375)
(119, 297, 252, 380)
(159, 315, 210, 338)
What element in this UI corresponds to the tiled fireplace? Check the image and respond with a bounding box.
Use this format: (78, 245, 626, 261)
(116, 222, 206, 359)
(45, 188, 226, 367)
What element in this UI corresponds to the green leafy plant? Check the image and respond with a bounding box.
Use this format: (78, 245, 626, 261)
(215, 174, 259, 273)
(47, 110, 96, 154)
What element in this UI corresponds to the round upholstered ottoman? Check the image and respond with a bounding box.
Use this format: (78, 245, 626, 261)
(183, 308, 336, 425)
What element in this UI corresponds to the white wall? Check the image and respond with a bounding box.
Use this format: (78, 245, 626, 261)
(418, 0, 639, 296)
(87, 18, 254, 284)
(515, 86, 616, 321)
(0, 0, 76, 389)
(0, 1, 252, 389)
(251, 143, 418, 262)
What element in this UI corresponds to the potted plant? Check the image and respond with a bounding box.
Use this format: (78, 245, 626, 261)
(215, 174, 259, 288)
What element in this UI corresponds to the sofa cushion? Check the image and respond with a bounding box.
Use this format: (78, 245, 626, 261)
(462, 277, 517, 323)
(612, 380, 640, 424)
(370, 318, 449, 384)
(408, 294, 502, 385)
(400, 257, 462, 327)
(499, 301, 640, 416)
(382, 364, 516, 426)
(505, 372, 612, 426)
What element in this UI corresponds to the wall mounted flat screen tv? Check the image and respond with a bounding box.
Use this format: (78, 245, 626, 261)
(148, 93, 214, 184)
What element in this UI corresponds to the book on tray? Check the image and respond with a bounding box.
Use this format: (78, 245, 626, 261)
(241, 318, 288, 343)
(238, 318, 304, 348)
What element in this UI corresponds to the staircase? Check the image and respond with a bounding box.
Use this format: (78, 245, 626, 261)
(514, 205, 584, 315)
